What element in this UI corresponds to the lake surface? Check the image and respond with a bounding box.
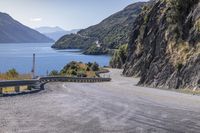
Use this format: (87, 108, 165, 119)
(0, 43, 111, 75)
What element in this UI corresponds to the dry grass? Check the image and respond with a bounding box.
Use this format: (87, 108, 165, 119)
(177, 89, 200, 96)
(167, 41, 200, 68)
(194, 18, 200, 32)
(0, 73, 31, 80)
(85, 71, 96, 78)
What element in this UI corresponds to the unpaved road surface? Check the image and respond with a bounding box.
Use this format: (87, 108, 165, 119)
(0, 69, 200, 133)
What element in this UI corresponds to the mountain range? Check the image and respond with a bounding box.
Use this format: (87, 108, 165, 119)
(0, 12, 53, 43)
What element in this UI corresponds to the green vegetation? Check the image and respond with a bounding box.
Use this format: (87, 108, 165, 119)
(83, 45, 109, 55)
(91, 62, 100, 71)
(52, 2, 145, 55)
(110, 44, 128, 68)
(49, 61, 101, 78)
(52, 34, 96, 49)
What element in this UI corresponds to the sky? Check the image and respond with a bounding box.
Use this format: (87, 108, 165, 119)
(0, 0, 148, 30)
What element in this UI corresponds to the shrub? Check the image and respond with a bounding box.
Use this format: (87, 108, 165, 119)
(110, 44, 128, 68)
(49, 70, 59, 76)
(71, 70, 77, 76)
(6, 68, 18, 78)
(59, 61, 99, 77)
(91, 62, 99, 71)
(176, 63, 183, 71)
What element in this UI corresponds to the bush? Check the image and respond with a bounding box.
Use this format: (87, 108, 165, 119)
(176, 63, 183, 71)
(91, 62, 99, 71)
(59, 61, 99, 77)
(6, 68, 18, 78)
(110, 44, 128, 68)
(71, 70, 77, 76)
(49, 70, 59, 76)
(87, 62, 93, 67)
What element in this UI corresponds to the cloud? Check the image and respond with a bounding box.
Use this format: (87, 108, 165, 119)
(30, 18, 42, 22)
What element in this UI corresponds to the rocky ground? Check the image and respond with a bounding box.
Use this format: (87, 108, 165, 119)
(0, 69, 200, 133)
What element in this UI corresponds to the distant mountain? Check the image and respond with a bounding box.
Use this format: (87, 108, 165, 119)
(0, 12, 53, 43)
(35, 26, 65, 33)
(35, 26, 80, 41)
(52, 2, 146, 55)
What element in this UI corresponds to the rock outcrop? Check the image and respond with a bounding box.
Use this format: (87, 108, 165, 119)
(123, 0, 200, 89)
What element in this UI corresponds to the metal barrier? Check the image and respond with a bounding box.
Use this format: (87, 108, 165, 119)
(0, 79, 39, 87)
(0, 76, 111, 96)
(40, 76, 111, 83)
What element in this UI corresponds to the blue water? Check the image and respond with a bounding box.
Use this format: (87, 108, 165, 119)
(0, 43, 111, 75)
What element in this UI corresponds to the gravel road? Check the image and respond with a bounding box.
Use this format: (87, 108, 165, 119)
(0, 69, 200, 133)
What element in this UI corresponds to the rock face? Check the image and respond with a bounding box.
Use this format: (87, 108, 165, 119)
(123, 0, 200, 89)
(52, 2, 146, 54)
(0, 12, 53, 43)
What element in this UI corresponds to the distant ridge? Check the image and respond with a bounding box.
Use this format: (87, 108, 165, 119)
(35, 26, 80, 41)
(0, 12, 54, 43)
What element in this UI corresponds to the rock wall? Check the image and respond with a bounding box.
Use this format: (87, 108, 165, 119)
(123, 0, 200, 89)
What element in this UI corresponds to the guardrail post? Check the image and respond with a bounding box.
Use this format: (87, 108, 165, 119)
(0, 88, 2, 94)
(15, 86, 20, 93)
(27, 86, 32, 90)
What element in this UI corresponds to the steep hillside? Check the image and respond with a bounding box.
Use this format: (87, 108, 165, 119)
(0, 12, 53, 43)
(52, 2, 146, 54)
(122, 0, 200, 89)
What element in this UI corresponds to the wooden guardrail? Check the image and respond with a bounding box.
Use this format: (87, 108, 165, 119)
(0, 76, 111, 96)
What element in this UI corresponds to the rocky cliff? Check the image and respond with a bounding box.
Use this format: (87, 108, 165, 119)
(123, 0, 200, 89)
(0, 12, 53, 43)
(52, 2, 145, 54)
